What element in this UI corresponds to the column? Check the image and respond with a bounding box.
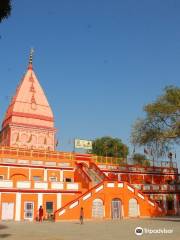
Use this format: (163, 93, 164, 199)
(37, 193, 43, 209)
(29, 168, 31, 181)
(118, 174, 121, 181)
(7, 166, 10, 179)
(174, 194, 177, 215)
(57, 193, 62, 210)
(44, 169, 47, 181)
(60, 170, 63, 182)
(138, 204, 140, 217)
(15, 192, 21, 221)
(163, 194, 167, 212)
(121, 204, 124, 218)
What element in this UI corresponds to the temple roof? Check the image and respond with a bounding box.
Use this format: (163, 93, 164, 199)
(2, 52, 54, 129)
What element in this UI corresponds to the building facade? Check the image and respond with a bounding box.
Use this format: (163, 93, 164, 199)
(0, 53, 179, 221)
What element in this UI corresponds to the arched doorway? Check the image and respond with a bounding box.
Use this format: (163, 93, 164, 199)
(129, 198, 139, 217)
(92, 199, 104, 218)
(111, 198, 122, 219)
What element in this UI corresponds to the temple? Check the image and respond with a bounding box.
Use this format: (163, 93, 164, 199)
(0, 49, 56, 151)
(0, 52, 179, 221)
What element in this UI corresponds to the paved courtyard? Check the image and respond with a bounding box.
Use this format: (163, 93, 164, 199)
(0, 217, 180, 240)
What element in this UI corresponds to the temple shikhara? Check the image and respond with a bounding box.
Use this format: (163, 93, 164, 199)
(0, 50, 56, 151)
(0, 52, 179, 221)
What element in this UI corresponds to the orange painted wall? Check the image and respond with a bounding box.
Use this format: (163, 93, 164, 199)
(31, 169, 44, 180)
(10, 168, 29, 180)
(47, 170, 60, 181)
(55, 182, 163, 221)
(21, 194, 38, 220)
(61, 194, 80, 207)
(0, 167, 8, 178)
(63, 171, 74, 181)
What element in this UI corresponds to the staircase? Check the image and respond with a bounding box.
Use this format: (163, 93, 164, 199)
(82, 162, 107, 186)
(54, 180, 164, 221)
(54, 161, 164, 221)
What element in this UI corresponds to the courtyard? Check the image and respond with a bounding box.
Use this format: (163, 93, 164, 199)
(0, 217, 180, 240)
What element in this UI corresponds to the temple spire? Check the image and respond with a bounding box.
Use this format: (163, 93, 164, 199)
(28, 48, 34, 69)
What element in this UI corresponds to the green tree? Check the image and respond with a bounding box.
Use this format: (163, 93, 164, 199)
(0, 0, 12, 23)
(90, 136, 128, 158)
(132, 153, 150, 166)
(131, 86, 180, 159)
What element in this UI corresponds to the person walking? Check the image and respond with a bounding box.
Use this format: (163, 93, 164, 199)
(80, 207, 84, 224)
(39, 205, 44, 222)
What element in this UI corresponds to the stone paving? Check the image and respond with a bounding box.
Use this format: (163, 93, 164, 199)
(0, 217, 180, 240)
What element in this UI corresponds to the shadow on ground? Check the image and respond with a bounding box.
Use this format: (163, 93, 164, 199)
(0, 224, 11, 238)
(147, 217, 180, 222)
(0, 234, 11, 238)
(0, 225, 7, 230)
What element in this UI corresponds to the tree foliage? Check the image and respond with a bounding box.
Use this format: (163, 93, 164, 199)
(132, 153, 150, 166)
(131, 86, 180, 158)
(0, 0, 12, 23)
(90, 136, 128, 158)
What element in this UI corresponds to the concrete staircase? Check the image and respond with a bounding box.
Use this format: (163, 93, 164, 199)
(54, 161, 164, 221)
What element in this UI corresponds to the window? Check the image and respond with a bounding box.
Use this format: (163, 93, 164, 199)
(0, 175, 4, 180)
(167, 200, 174, 210)
(65, 178, 72, 182)
(33, 176, 41, 181)
(24, 202, 34, 220)
(49, 177, 57, 182)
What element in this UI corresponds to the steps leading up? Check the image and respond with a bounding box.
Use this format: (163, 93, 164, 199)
(54, 180, 164, 221)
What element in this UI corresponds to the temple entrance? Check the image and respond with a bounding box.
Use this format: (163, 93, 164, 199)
(111, 198, 121, 219)
(129, 198, 139, 217)
(92, 199, 104, 218)
(2, 202, 14, 220)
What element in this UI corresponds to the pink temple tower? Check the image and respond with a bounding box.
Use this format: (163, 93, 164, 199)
(0, 50, 56, 150)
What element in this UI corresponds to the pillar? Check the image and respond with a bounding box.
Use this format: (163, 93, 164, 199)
(57, 193, 62, 210)
(15, 192, 21, 221)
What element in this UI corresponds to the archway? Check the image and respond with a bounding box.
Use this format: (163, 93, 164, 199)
(128, 198, 139, 217)
(111, 198, 122, 219)
(92, 198, 104, 218)
(10, 173, 27, 181)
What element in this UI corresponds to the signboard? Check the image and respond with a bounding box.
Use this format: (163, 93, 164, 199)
(74, 139, 92, 150)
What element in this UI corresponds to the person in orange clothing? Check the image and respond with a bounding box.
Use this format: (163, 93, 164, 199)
(39, 205, 44, 222)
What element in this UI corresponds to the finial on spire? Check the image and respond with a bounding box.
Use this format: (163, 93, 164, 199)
(28, 48, 34, 69)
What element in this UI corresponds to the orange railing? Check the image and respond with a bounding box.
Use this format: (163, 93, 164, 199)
(0, 146, 75, 167)
(0, 146, 178, 173)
